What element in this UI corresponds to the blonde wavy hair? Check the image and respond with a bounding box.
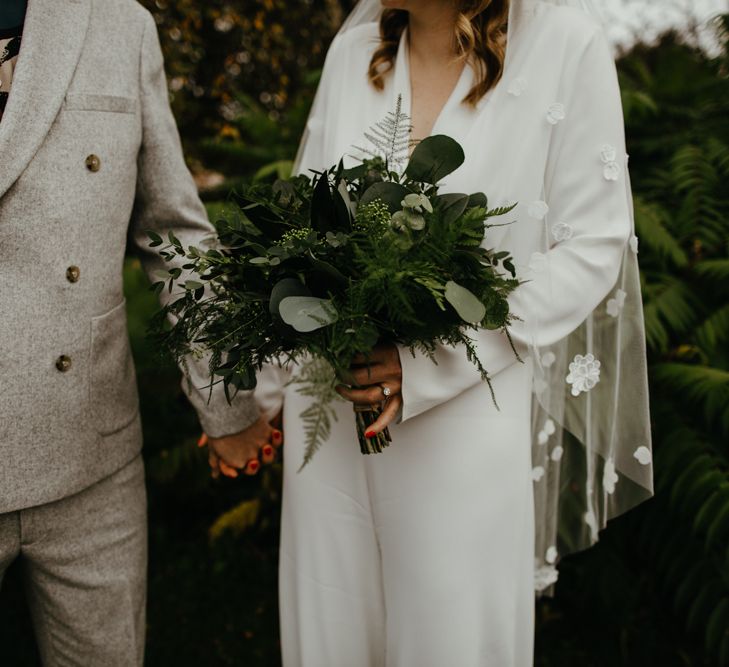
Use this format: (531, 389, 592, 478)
(368, 1, 510, 106)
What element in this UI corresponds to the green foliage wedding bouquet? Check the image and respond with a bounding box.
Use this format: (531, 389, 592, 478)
(149, 100, 522, 467)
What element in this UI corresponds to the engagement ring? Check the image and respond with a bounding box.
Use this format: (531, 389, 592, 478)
(381, 385, 392, 398)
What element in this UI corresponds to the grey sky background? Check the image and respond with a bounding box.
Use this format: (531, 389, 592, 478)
(602, 0, 729, 51)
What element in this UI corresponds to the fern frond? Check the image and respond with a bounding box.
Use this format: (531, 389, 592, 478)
(695, 303, 729, 354)
(652, 363, 729, 436)
(696, 259, 729, 282)
(288, 359, 342, 470)
(633, 197, 689, 267)
(355, 94, 412, 167)
(705, 137, 729, 179)
(643, 276, 700, 352)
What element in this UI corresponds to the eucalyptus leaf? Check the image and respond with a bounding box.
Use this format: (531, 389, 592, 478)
(468, 192, 488, 209)
(269, 278, 311, 317)
(438, 193, 470, 225)
(444, 281, 486, 324)
(279, 296, 338, 332)
(153, 269, 172, 282)
(405, 135, 465, 184)
(360, 182, 409, 214)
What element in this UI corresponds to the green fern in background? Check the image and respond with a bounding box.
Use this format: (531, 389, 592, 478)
(195, 82, 316, 199)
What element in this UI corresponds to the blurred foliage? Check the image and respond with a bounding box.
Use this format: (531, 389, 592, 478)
(195, 85, 310, 198)
(138, 0, 356, 157)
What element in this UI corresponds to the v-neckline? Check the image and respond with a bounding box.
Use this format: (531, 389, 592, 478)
(394, 27, 474, 146)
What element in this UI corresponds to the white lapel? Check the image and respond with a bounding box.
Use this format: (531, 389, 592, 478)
(0, 0, 91, 199)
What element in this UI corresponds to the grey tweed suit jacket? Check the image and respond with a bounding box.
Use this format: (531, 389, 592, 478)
(0, 0, 259, 513)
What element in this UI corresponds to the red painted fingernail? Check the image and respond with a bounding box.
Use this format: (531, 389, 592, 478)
(263, 446, 273, 457)
(197, 433, 208, 447)
(365, 431, 376, 438)
(248, 461, 259, 472)
(272, 429, 282, 441)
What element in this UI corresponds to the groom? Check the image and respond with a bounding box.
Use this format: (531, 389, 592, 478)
(0, 0, 269, 663)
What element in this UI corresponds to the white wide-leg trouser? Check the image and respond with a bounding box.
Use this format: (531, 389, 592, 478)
(257, 359, 535, 667)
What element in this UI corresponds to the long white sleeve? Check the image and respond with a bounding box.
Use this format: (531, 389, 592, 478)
(398, 27, 631, 422)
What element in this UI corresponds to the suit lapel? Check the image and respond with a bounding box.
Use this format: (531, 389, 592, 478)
(0, 0, 91, 199)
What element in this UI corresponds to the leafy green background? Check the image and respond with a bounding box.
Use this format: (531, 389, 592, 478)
(1, 5, 728, 666)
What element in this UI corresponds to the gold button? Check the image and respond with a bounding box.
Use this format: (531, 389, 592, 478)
(55, 355, 72, 373)
(66, 266, 80, 283)
(85, 154, 101, 172)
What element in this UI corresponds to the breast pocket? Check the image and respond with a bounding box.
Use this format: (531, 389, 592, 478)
(65, 93, 138, 114)
(89, 300, 140, 436)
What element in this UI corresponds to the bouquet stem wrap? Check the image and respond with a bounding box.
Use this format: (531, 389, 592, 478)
(354, 404, 392, 455)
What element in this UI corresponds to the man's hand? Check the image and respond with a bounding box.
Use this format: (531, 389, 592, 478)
(335, 344, 403, 436)
(198, 416, 283, 478)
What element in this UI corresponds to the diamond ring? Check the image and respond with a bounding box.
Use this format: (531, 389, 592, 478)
(381, 385, 392, 398)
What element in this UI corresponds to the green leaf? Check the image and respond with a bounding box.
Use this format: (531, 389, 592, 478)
(486, 203, 518, 218)
(405, 135, 465, 184)
(231, 365, 257, 391)
(309, 257, 347, 285)
(633, 197, 689, 267)
(253, 159, 293, 182)
(341, 163, 368, 180)
(482, 295, 510, 329)
(694, 486, 729, 536)
(184, 280, 204, 291)
(438, 193, 469, 225)
(279, 296, 338, 332)
(468, 192, 488, 209)
(706, 501, 729, 548)
(148, 230, 163, 247)
(360, 182, 409, 214)
(269, 278, 311, 317)
(311, 171, 349, 234)
(706, 598, 729, 654)
(168, 231, 182, 248)
(444, 281, 486, 324)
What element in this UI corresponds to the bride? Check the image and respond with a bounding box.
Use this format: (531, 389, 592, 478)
(248, 0, 655, 664)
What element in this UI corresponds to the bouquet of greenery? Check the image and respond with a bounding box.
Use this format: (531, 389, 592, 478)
(149, 101, 521, 467)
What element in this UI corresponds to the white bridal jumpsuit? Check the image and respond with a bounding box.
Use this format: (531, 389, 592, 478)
(255, 5, 633, 665)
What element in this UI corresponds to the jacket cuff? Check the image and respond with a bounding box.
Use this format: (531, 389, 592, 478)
(182, 377, 261, 438)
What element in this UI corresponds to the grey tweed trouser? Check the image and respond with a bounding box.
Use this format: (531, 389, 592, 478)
(0, 454, 147, 667)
